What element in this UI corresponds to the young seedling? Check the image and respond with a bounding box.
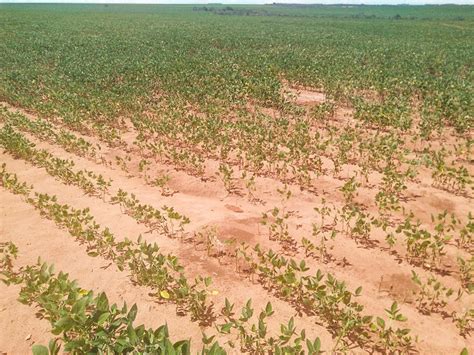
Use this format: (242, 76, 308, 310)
(241, 171, 257, 203)
(138, 159, 151, 183)
(452, 308, 473, 338)
(373, 302, 413, 353)
(151, 173, 174, 196)
(261, 207, 297, 254)
(96, 174, 112, 201)
(411, 271, 453, 315)
(458, 212, 473, 252)
(115, 155, 131, 173)
(457, 256, 473, 294)
(340, 175, 360, 206)
(314, 198, 334, 231)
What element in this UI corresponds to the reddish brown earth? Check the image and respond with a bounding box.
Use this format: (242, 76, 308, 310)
(0, 95, 472, 354)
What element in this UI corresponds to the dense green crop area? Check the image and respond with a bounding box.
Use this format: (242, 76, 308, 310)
(1, 4, 472, 133)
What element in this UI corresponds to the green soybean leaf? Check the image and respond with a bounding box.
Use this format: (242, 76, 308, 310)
(32, 345, 49, 355)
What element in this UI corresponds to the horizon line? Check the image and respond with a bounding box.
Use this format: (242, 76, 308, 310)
(1, 1, 473, 4)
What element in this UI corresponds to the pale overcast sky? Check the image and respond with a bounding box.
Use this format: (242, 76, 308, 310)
(1, 0, 473, 5)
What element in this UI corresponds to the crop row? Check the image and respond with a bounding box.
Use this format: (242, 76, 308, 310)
(0, 163, 213, 324)
(1, 240, 328, 354)
(0, 107, 97, 159)
(3, 105, 472, 213)
(0, 165, 327, 353)
(0, 125, 110, 198)
(1, 164, 430, 352)
(3, 118, 470, 267)
(129, 101, 472, 199)
(0, 242, 220, 354)
(0, 125, 190, 237)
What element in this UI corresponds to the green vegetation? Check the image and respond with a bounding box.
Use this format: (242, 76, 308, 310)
(0, 243, 218, 354)
(1, 4, 472, 134)
(0, 4, 472, 354)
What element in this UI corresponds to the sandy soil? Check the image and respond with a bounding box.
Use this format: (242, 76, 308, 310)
(0, 96, 472, 354)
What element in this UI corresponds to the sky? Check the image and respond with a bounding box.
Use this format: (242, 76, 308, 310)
(1, 0, 473, 4)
